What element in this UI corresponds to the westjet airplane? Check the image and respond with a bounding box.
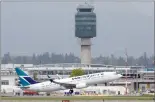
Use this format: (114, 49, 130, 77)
(15, 67, 122, 94)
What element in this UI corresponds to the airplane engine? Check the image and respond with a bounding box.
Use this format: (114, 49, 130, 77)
(76, 83, 87, 89)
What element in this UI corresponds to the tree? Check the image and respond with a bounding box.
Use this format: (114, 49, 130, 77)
(70, 68, 84, 77)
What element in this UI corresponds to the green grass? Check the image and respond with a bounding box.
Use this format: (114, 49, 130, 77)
(1, 96, 155, 100)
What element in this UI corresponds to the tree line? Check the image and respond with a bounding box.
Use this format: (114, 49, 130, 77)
(2, 52, 154, 67)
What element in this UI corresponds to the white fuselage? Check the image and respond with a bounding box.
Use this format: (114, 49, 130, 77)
(26, 72, 122, 92)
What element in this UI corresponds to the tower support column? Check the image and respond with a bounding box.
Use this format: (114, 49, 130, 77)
(81, 38, 91, 64)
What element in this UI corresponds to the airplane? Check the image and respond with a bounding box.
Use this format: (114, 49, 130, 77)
(15, 67, 122, 94)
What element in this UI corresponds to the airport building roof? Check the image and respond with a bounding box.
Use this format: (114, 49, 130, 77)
(0, 63, 145, 70)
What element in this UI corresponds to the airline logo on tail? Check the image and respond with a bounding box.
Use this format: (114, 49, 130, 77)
(15, 67, 39, 86)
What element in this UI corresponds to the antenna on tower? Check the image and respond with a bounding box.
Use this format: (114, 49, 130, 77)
(85, 0, 88, 4)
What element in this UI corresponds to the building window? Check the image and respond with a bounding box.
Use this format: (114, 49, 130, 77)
(1, 80, 9, 85)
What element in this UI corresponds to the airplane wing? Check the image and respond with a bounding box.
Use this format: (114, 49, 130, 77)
(18, 86, 30, 90)
(52, 80, 76, 88)
(47, 75, 76, 88)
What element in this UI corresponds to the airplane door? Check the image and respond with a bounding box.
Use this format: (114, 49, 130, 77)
(41, 84, 45, 90)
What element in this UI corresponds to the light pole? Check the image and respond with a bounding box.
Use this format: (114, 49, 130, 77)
(125, 48, 128, 95)
(153, 1, 155, 101)
(0, 0, 1, 98)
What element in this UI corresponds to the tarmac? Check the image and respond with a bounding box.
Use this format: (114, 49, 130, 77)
(1, 93, 154, 102)
(1, 100, 154, 102)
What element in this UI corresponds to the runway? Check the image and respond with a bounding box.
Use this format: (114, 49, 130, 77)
(1, 95, 154, 102)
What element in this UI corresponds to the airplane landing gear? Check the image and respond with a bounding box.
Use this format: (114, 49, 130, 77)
(69, 89, 74, 95)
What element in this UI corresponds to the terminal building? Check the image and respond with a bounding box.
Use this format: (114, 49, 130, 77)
(1, 63, 154, 94)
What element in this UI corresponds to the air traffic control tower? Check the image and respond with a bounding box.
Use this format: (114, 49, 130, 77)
(75, 3, 96, 65)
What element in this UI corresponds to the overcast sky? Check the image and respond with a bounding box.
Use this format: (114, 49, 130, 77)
(1, 1, 154, 57)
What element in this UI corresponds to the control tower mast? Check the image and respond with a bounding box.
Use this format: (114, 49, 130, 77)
(75, 3, 96, 65)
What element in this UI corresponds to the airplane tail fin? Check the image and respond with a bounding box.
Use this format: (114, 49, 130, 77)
(15, 67, 39, 86)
